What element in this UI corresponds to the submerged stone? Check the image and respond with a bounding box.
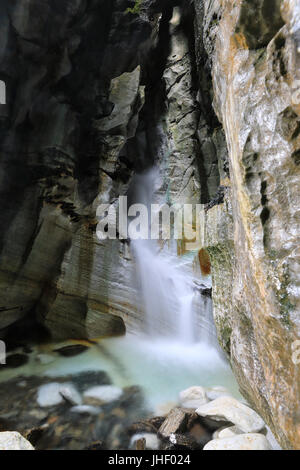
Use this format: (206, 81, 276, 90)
(54, 344, 89, 357)
(83, 385, 123, 405)
(37, 382, 81, 407)
(213, 425, 244, 439)
(179, 386, 209, 409)
(59, 384, 82, 406)
(70, 405, 102, 416)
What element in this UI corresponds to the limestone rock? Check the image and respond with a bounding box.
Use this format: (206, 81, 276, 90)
(0, 432, 34, 450)
(154, 401, 178, 417)
(203, 433, 272, 451)
(70, 405, 102, 416)
(37, 382, 81, 407)
(196, 0, 300, 449)
(179, 386, 209, 409)
(196, 396, 265, 433)
(213, 425, 244, 440)
(37, 383, 64, 407)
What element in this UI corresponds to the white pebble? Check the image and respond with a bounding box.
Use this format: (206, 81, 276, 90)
(83, 385, 123, 404)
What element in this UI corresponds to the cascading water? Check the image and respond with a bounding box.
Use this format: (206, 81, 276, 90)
(133, 239, 196, 342)
(128, 167, 205, 344)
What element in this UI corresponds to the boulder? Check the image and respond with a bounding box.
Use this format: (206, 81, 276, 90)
(179, 386, 209, 409)
(196, 0, 300, 449)
(37, 382, 64, 407)
(37, 382, 81, 407)
(35, 354, 55, 365)
(59, 384, 82, 406)
(203, 433, 272, 450)
(130, 433, 159, 450)
(83, 385, 123, 405)
(0, 432, 34, 450)
(213, 425, 244, 440)
(196, 396, 265, 433)
(206, 386, 231, 401)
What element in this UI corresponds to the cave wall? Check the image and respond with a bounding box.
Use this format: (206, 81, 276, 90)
(196, 0, 300, 449)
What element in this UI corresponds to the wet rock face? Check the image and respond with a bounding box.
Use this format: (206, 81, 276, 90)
(0, 0, 217, 339)
(236, 0, 285, 49)
(198, 0, 300, 449)
(0, 0, 161, 337)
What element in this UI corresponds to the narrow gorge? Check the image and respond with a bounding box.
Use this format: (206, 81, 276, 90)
(0, 0, 299, 451)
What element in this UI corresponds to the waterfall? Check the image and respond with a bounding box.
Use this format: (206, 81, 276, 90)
(132, 239, 196, 342)
(129, 167, 198, 344)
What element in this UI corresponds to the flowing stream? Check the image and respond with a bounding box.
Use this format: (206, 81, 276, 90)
(133, 239, 196, 342)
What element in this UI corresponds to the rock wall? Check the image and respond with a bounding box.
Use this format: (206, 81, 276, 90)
(196, 0, 300, 449)
(0, 0, 215, 340)
(0, 0, 162, 338)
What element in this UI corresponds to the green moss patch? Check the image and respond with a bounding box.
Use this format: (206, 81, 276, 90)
(126, 0, 143, 15)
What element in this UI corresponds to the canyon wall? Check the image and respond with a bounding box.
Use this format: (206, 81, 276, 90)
(0, 0, 299, 449)
(0, 0, 163, 339)
(197, 0, 300, 449)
